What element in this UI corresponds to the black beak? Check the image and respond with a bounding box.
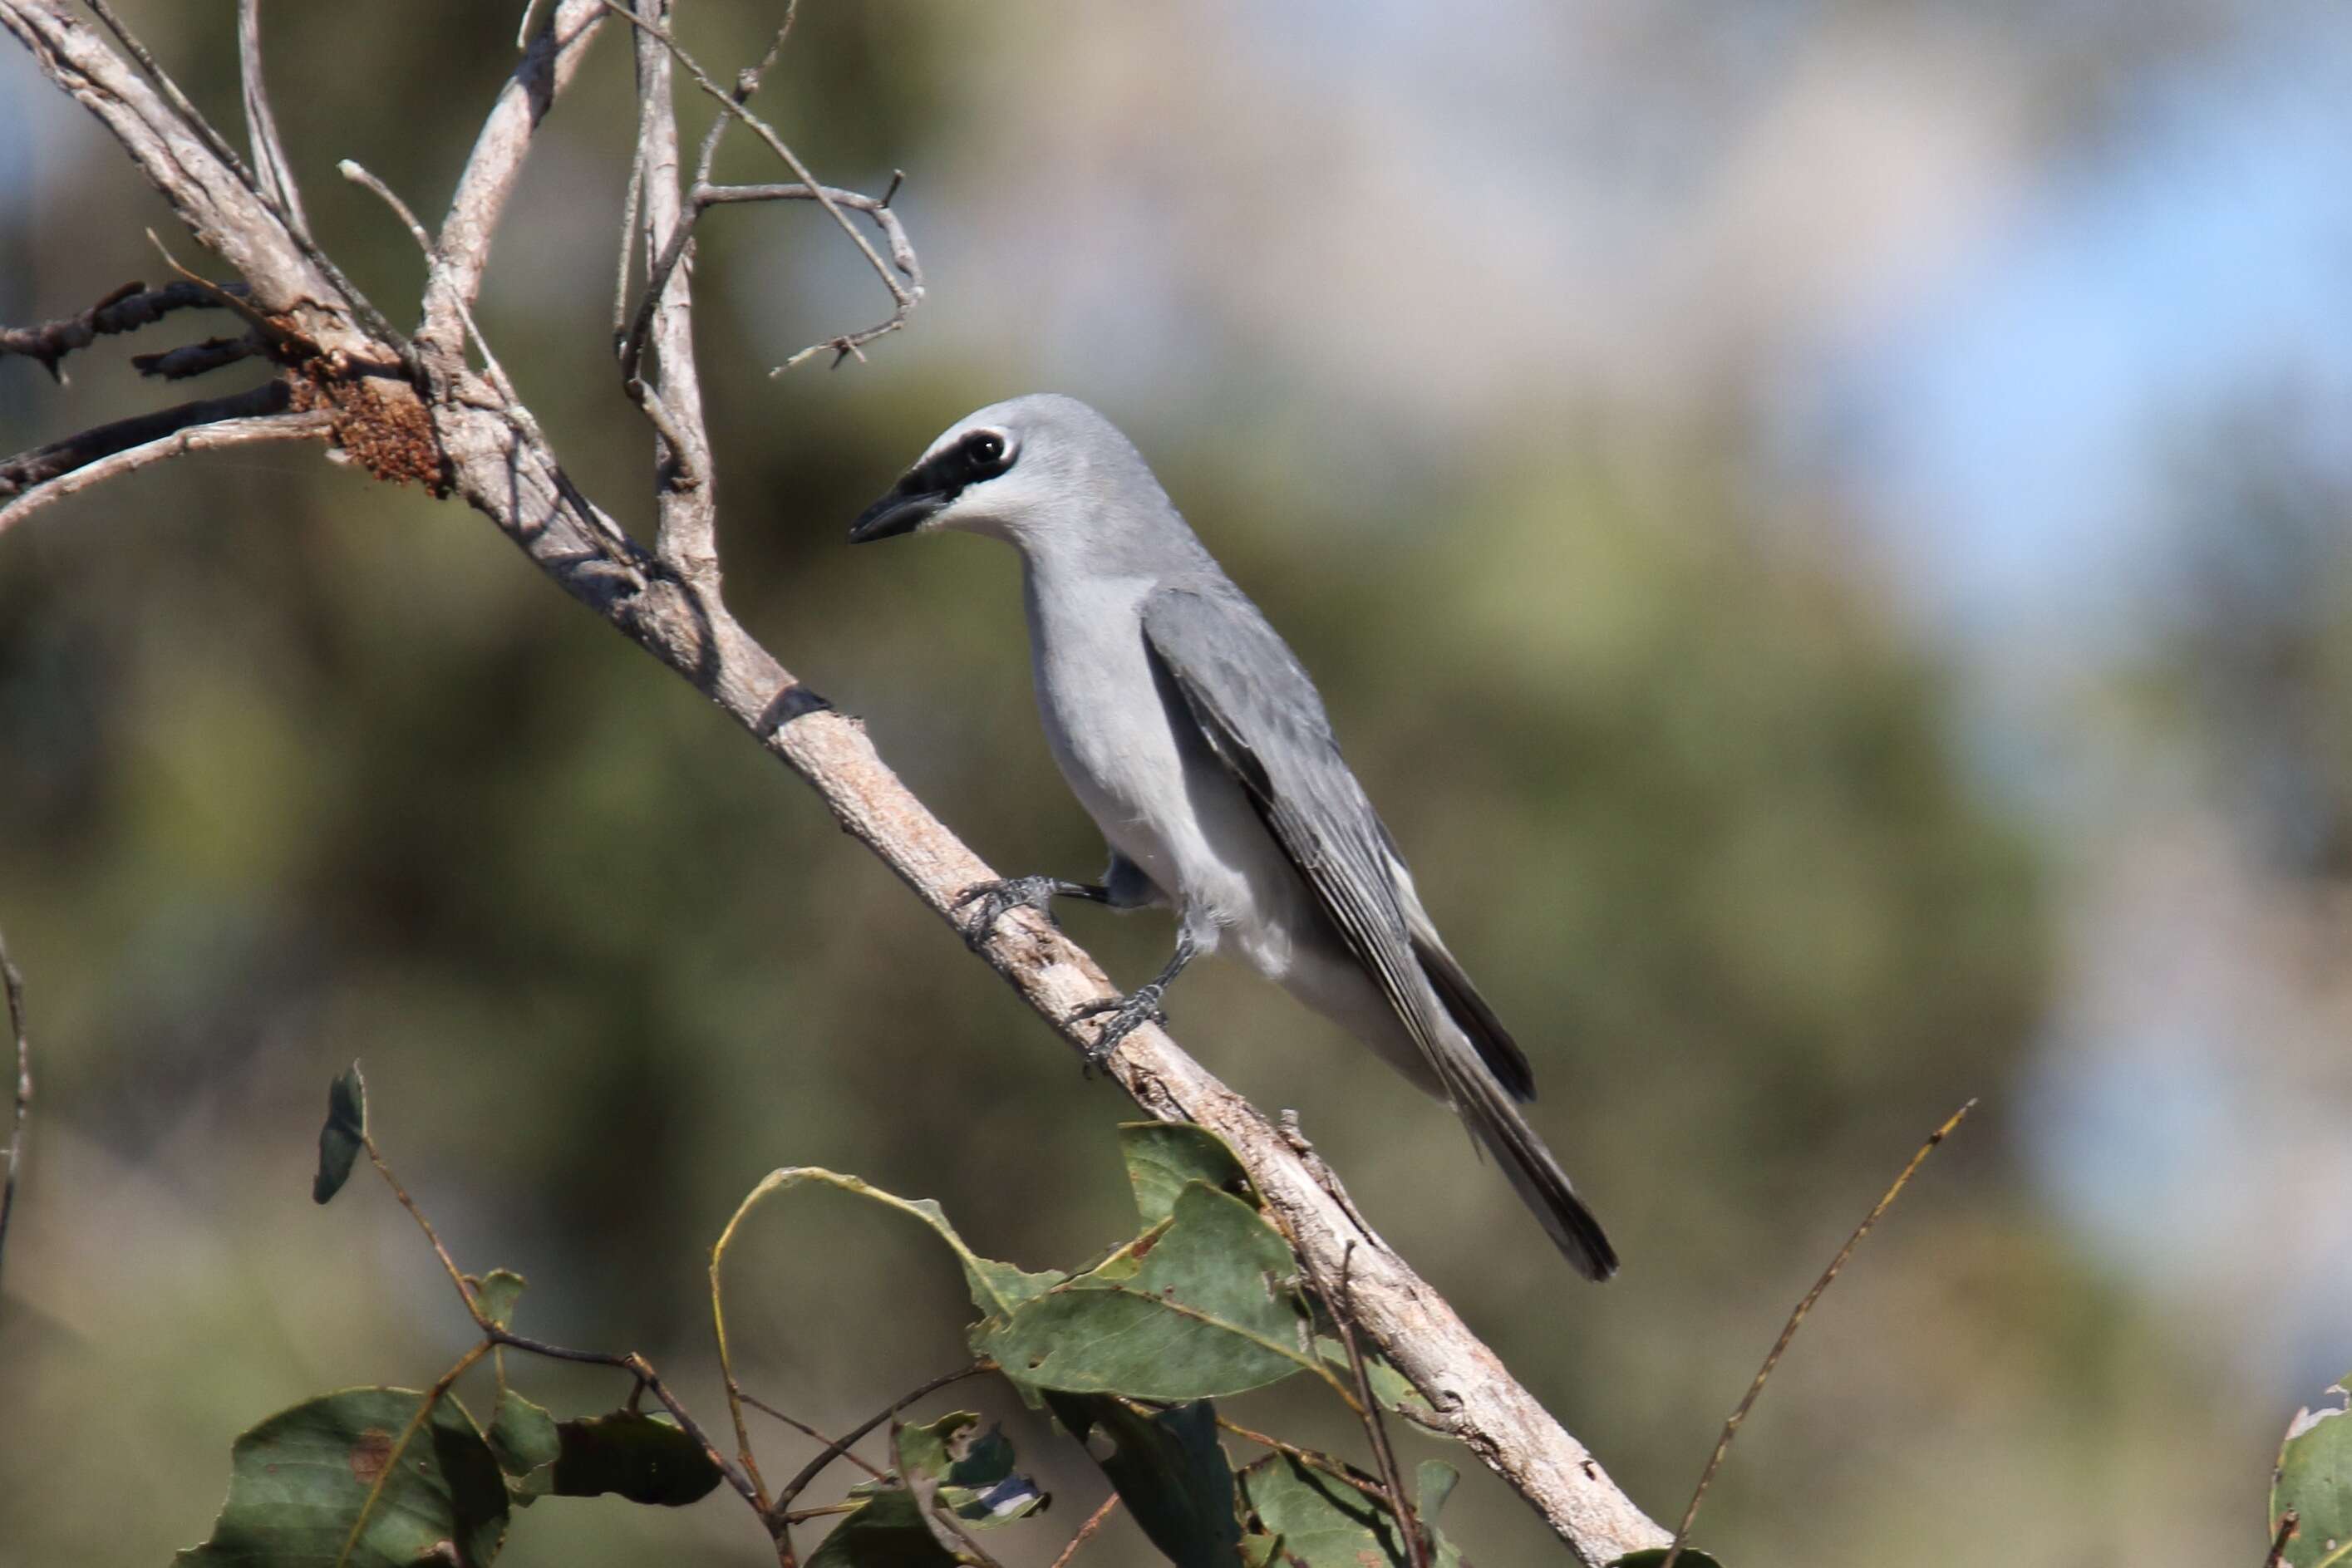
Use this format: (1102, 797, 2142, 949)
(849, 480, 948, 543)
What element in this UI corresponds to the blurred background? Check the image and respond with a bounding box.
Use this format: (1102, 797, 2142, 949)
(2, 2, 2349, 1563)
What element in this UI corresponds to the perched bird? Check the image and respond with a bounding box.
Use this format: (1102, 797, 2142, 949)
(850, 395, 1617, 1279)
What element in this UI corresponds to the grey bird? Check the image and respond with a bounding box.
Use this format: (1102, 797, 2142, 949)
(850, 394, 1617, 1280)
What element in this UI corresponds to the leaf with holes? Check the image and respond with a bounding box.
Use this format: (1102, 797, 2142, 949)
(2275, 1394, 2352, 1568)
(976, 1182, 1316, 1401)
(174, 1388, 507, 1567)
(1048, 1394, 1242, 1568)
(873, 1411, 1046, 1526)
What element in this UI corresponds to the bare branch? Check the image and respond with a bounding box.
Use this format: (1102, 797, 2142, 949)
(627, 0, 719, 582)
(0, 280, 238, 380)
(420, 0, 608, 368)
(236, 0, 308, 241)
(1320, 1242, 1429, 1568)
(130, 335, 264, 380)
(594, 1, 920, 371)
(0, 928, 29, 1300)
(0, 380, 306, 496)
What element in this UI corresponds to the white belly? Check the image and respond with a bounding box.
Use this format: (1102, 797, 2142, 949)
(1022, 568, 1310, 972)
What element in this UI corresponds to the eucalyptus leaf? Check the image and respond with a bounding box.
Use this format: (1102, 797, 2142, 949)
(174, 1387, 506, 1568)
(977, 1182, 1316, 1401)
(551, 1410, 722, 1507)
(2273, 1398, 2352, 1568)
(1047, 1394, 1241, 1568)
(311, 1063, 367, 1205)
(487, 1387, 559, 1507)
(1415, 1459, 1458, 1525)
(1238, 1452, 1459, 1568)
(806, 1487, 962, 1568)
(1120, 1122, 1254, 1223)
(471, 1268, 527, 1331)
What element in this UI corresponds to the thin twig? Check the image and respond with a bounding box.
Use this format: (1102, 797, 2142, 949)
(1212, 1412, 1394, 1508)
(739, 1393, 889, 1483)
(0, 406, 332, 537)
(0, 379, 294, 499)
(1661, 1099, 1978, 1568)
(1046, 1493, 1119, 1568)
(593, 0, 918, 374)
(237, 0, 308, 242)
(2266, 1509, 2300, 1568)
(1326, 1243, 1428, 1568)
(0, 929, 28, 1300)
(770, 1362, 990, 1511)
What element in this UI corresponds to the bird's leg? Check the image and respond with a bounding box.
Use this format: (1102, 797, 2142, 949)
(1066, 929, 1199, 1069)
(951, 875, 1110, 950)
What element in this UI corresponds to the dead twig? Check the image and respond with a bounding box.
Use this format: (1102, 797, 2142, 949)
(0, 280, 239, 380)
(236, 0, 308, 242)
(770, 1362, 991, 1513)
(2264, 1509, 2300, 1568)
(0, 929, 28, 1300)
(1660, 1099, 1977, 1568)
(0, 406, 331, 536)
(1046, 1493, 1119, 1568)
(593, 0, 919, 374)
(1326, 1241, 1428, 1568)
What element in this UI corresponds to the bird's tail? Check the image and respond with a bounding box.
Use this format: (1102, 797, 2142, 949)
(1451, 1060, 1619, 1280)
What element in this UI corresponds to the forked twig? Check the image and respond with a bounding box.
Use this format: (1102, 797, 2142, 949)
(1660, 1099, 1978, 1568)
(1046, 1493, 1120, 1568)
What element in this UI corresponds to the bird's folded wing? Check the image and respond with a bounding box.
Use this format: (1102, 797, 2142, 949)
(1140, 583, 1485, 1102)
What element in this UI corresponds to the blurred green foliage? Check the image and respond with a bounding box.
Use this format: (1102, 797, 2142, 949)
(0, 3, 2301, 1566)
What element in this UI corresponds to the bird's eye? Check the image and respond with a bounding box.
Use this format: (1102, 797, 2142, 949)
(963, 430, 1011, 474)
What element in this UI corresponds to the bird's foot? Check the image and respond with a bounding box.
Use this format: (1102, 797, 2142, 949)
(951, 875, 1084, 951)
(1065, 984, 1168, 1074)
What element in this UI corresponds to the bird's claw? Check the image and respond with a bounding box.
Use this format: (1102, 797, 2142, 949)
(951, 875, 1065, 951)
(1066, 984, 1166, 1074)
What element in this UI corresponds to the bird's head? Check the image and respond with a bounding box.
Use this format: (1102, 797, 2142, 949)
(849, 393, 1186, 566)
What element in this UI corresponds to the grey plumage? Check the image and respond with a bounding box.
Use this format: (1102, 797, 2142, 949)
(851, 394, 1617, 1280)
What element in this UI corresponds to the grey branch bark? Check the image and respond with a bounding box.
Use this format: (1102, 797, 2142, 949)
(0, 3, 1671, 1561)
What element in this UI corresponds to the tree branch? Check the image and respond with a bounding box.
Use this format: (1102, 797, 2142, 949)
(0, 279, 237, 379)
(0, 380, 296, 496)
(236, 0, 308, 242)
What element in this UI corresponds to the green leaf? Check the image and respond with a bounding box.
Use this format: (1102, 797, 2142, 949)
(487, 1388, 560, 1507)
(726, 1167, 1062, 1323)
(1608, 1551, 1725, 1567)
(977, 1182, 1317, 1401)
(1047, 1394, 1242, 1568)
(1315, 1338, 1434, 1420)
(1415, 1460, 1458, 1525)
(2274, 1396, 2352, 1568)
(807, 1487, 962, 1567)
(174, 1387, 507, 1568)
(1238, 1452, 1460, 1568)
(550, 1411, 723, 1507)
(1238, 1531, 1287, 1567)
(1120, 1123, 1254, 1223)
(469, 1269, 528, 1331)
(312, 1063, 367, 1205)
